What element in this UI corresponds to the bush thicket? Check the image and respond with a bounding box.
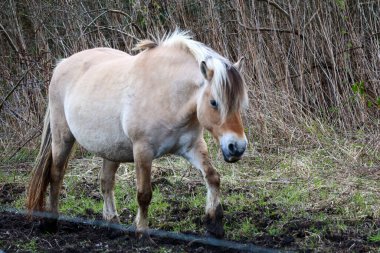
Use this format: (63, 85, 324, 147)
(1, 0, 379, 159)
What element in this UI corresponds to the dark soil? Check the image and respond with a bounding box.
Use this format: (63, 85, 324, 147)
(0, 183, 25, 204)
(0, 211, 239, 253)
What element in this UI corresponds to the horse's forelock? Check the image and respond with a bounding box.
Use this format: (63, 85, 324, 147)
(210, 59, 247, 120)
(227, 66, 248, 109)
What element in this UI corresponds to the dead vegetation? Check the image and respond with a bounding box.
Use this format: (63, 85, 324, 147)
(0, 0, 379, 158)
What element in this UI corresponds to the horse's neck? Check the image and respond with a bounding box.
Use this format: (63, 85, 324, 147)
(171, 86, 200, 130)
(140, 46, 203, 130)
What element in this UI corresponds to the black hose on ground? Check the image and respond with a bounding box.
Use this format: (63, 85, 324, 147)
(1, 207, 292, 253)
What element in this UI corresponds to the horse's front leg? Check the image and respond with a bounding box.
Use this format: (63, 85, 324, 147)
(183, 139, 224, 238)
(133, 143, 154, 236)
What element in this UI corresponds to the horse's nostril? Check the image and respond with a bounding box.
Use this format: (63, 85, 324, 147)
(228, 143, 235, 153)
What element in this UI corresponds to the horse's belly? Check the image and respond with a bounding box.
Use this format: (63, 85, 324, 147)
(75, 129, 134, 162)
(65, 106, 134, 162)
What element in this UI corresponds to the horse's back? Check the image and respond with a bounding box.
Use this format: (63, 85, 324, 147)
(52, 48, 128, 85)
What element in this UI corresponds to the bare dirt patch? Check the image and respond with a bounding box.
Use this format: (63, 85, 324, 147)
(0, 211, 234, 253)
(0, 183, 25, 204)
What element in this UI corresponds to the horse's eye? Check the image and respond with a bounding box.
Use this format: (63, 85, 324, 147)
(210, 100, 218, 108)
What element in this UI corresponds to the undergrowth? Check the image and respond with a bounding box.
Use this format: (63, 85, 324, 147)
(1, 122, 379, 251)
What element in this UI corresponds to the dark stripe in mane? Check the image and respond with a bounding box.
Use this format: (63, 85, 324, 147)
(224, 66, 246, 115)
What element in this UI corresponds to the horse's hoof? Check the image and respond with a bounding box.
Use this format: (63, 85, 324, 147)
(38, 217, 58, 233)
(103, 213, 121, 224)
(204, 204, 224, 239)
(205, 224, 225, 239)
(138, 232, 157, 246)
(128, 223, 156, 246)
(109, 216, 121, 224)
(132, 225, 157, 246)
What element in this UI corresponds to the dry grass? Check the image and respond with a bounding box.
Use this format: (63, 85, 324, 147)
(0, 1, 379, 158)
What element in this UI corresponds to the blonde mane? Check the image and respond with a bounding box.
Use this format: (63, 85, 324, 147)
(134, 30, 248, 119)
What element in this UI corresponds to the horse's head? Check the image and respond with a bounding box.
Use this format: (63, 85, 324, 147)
(197, 57, 248, 163)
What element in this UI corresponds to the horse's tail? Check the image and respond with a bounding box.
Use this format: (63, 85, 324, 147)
(26, 105, 52, 213)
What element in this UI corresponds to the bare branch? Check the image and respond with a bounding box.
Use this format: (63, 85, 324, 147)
(234, 20, 304, 39)
(0, 23, 19, 53)
(83, 9, 132, 33)
(258, 0, 291, 23)
(0, 66, 33, 112)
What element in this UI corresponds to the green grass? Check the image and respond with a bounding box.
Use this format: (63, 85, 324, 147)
(369, 232, 380, 243)
(19, 239, 38, 253)
(243, 217, 260, 233)
(61, 194, 103, 215)
(4, 147, 38, 164)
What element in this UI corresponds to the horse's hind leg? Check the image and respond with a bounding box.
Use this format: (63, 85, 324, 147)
(43, 110, 75, 231)
(100, 159, 120, 223)
(49, 135, 75, 214)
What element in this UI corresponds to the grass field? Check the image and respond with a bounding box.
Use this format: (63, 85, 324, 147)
(1, 124, 379, 252)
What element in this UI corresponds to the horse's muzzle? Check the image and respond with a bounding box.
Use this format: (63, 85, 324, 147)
(221, 138, 247, 163)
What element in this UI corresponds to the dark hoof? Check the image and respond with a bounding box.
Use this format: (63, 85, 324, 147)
(137, 232, 157, 246)
(38, 217, 58, 233)
(204, 204, 224, 238)
(128, 223, 156, 246)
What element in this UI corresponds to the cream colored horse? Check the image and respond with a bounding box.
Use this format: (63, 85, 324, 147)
(27, 30, 248, 238)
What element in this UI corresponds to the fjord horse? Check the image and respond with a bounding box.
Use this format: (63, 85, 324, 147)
(27, 30, 248, 238)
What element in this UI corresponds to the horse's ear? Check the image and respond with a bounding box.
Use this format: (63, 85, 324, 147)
(200, 61, 214, 81)
(233, 56, 245, 72)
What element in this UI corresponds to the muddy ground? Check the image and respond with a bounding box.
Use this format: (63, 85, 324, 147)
(0, 210, 243, 253)
(0, 182, 272, 253)
(0, 162, 380, 252)
(1, 182, 379, 252)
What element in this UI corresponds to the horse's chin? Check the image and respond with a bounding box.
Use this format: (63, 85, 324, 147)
(222, 152, 241, 163)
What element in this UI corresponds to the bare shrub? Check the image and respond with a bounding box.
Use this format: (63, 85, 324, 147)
(1, 0, 379, 160)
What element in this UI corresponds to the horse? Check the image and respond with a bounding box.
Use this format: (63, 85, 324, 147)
(26, 30, 248, 239)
